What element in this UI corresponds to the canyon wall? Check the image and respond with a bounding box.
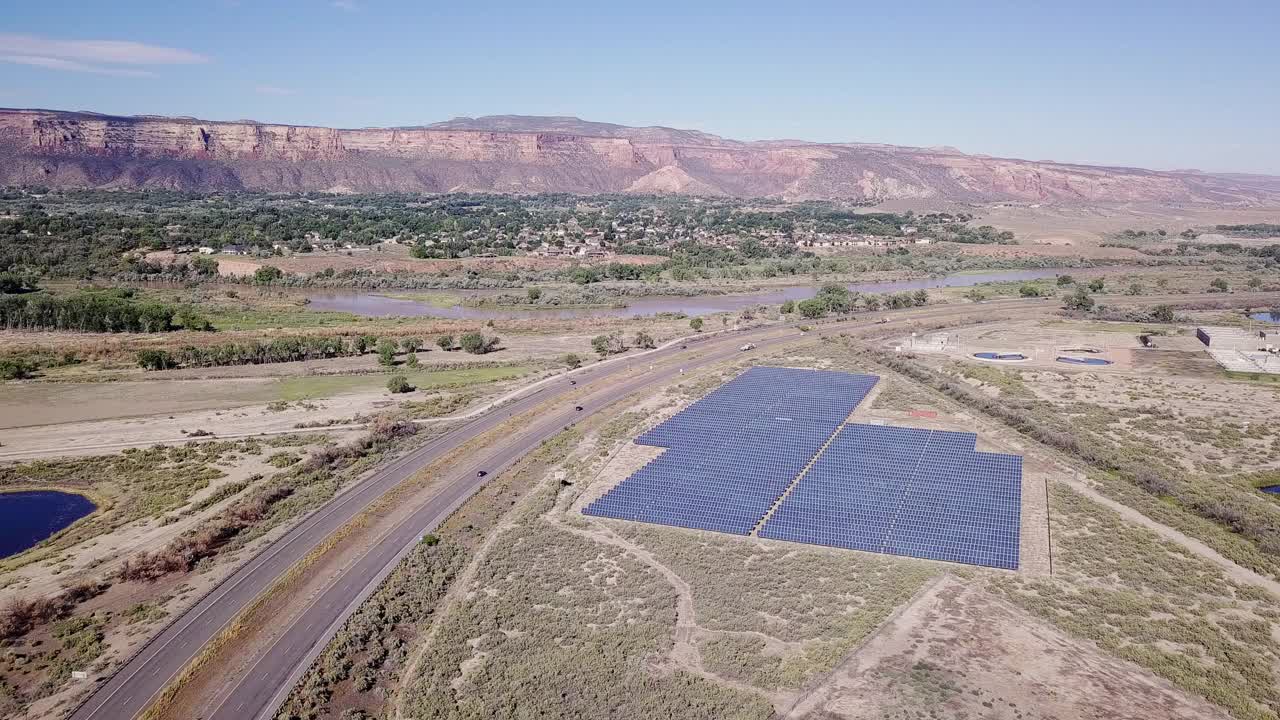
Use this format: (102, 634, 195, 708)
(0, 108, 1274, 204)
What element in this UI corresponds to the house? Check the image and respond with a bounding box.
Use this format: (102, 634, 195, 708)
(198, 246, 217, 255)
(223, 244, 248, 255)
(901, 225, 918, 235)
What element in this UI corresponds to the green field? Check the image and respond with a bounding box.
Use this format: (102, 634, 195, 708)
(275, 365, 534, 401)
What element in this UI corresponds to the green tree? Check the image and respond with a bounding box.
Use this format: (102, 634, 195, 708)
(780, 299, 795, 314)
(689, 317, 704, 332)
(591, 334, 627, 357)
(964, 288, 987, 302)
(376, 338, 398, 366)
(815, 283, 851, 313)
(912, 289, 929, 306)
(405, 352, 419, 368)
(797, 298, 827, 319)
(386, 375, 414, 393)
(1126, 282, 1144, 296)
(436, 334, 454, 351)
(633, 331, 656, 349)
(401, 336, 423, 353)
(863, 295, 882, 311)
(562, 353, 582, 369)
(1209, 278, 1229, 292)
(527, 287, 543, 301)
(1087, 278, 1105, 292)
(1056, 275, 1075, 286)
(253, 265, 285, 285)
(1018, 283, 1044, 298)
(460, 332, 498, 354)
(1247, 276, 1262, 289)
(1151, 305, 1175, 323)
(1063, 286, 1095, 312)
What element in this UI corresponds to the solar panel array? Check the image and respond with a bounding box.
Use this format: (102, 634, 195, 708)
(585, 367, 876, 534)
(583, 366, 1023, 571)
(759, 424, 1021, 569)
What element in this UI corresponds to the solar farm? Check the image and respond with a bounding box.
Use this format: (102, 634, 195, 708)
(584, 366, 1023, 570)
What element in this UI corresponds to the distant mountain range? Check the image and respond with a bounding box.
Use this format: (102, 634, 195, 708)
(2, 108, 1278, 204)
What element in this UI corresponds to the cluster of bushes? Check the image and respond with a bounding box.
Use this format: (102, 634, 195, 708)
(0, 290, 210, 333)
(0, 580, 105, 640)
(118, 486, 295, 581)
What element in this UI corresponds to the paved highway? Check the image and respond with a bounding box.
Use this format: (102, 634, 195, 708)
(73, 291, 1269, 720)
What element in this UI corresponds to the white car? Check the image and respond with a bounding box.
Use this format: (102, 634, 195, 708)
(740, 343, 756, 351)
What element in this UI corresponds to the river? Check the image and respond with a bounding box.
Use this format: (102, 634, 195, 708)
(307, 269, 1064, 320)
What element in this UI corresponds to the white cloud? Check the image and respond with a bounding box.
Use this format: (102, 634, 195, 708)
(0, 55, 155, 77)
(0, 34, 207, 77)
(331, 0, 361, 11)
(255, 85, 298, 96)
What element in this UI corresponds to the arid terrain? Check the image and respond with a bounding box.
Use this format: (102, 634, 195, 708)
(1, 194, 1278, 720)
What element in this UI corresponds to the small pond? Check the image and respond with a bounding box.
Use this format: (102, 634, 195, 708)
(0, 491, 96, 558)
(974, 352, 1028, 361)
(1248, 311, 1280, 324)
(1057, 356, 1113, 366)
(1262, 485, 1280, 495)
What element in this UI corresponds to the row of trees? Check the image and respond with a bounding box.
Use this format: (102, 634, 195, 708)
(0, 291, 211, 333)
(781, 284, 929, 319)
(136, 331, 502, 370)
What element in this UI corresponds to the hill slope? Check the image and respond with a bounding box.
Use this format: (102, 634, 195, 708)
(0, 108, 1275, 204)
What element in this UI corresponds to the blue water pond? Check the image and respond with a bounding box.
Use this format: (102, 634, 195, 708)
(0, 491, 96, 558)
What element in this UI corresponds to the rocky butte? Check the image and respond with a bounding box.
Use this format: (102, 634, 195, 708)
(2, 108, 1278, 204)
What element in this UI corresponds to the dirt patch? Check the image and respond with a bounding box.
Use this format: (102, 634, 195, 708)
(785, 576, 1231, 720)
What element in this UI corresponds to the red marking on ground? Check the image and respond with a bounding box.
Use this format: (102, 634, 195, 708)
(909, 410, 938, 418)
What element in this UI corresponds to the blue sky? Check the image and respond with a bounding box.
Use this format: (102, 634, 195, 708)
(2, 0, 1278, 173)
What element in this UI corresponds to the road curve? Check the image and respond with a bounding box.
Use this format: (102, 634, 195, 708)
(72, 290, 1261, 720)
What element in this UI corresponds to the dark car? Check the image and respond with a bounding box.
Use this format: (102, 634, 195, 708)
(476, 470, 488, 478)
(574, 405, 583, 411)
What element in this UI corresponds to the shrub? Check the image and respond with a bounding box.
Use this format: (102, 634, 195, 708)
(1018, 283, 1044, 298)
(591, 333, 627, 357)
(400, 337, 423, 353)
(376, 338, 398, 366)
(405, 352, 419, 368)
(1088, 278, 1105, 292)
(436, 334, 454, 351)
(780, 299, 795, 314)
(137, 349, 176, 371)
(689, 317, 703, 331)
(1057, 274, 1075, 286)
(0, 356, 37, 379)
(387, 375, 414, 394)
(459, 332, 499, 354)
(1063, 286, 1095, 312)
(633, 331, 656, 349)
(1209, 278, 1229, 292)
(562, 353, 582, 369)
(797, 298, 827, 318)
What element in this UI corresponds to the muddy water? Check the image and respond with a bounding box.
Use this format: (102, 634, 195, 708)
(307, 269, 1063, 320)
(0, 490, 96, 557)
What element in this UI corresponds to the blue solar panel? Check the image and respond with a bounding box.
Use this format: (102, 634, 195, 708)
(583, 367, 1022, 571)
(759, 424, 1021, 570)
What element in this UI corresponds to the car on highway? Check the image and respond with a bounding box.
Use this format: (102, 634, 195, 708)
(476, 470, 488, 478)
(740, 343, 756, 351)
(575, 405, 583, 411)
